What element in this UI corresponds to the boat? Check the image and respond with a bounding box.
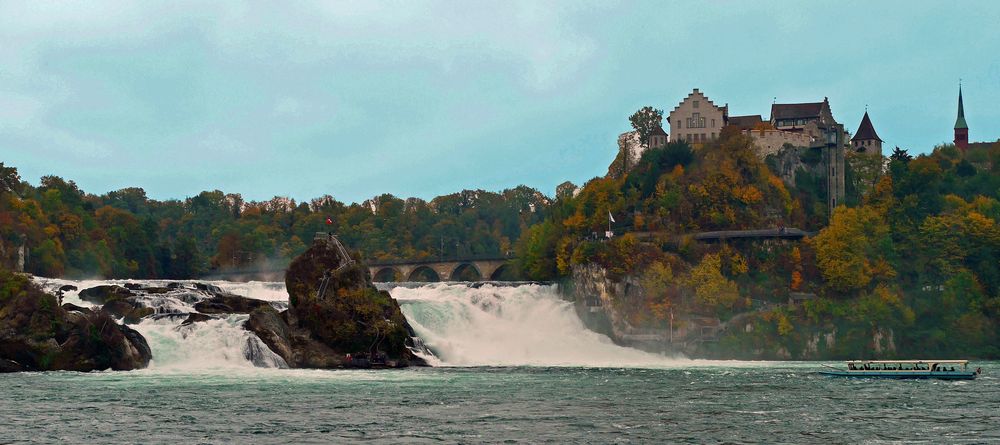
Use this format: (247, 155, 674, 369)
(819, 360, 981, 380)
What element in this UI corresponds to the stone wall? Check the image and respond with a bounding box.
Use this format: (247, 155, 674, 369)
(744, 129, 815, 158)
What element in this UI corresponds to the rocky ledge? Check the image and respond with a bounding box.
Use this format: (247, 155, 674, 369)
(245, 233, 428, 368)
(0, 270, 152, 372)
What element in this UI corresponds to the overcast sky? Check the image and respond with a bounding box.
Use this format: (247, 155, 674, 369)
(2, 1, 998, 203)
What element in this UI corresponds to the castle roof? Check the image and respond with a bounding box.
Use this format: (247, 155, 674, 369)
(667, 88, 728, 122)
(770, 98, 830, 121)
(649, 125, 667, 136)
(851, 111, 882, 142)
(728, 115, 763, 129)
(955, 86, 968, 130)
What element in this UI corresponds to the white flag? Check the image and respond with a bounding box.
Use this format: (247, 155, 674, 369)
(608, 211, 615, 223)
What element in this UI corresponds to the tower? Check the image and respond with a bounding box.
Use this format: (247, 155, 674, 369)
(850, 110, 883, 157)
(954, 85, 969, 150)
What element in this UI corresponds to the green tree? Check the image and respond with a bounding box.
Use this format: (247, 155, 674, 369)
(629, 106, 664, 144)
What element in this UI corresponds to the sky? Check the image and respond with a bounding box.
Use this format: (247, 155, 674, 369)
(2, 1, 998, 204)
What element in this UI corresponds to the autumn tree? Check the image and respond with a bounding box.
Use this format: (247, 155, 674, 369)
(811, 205, 894, 293)
(684, 253, 739, 310)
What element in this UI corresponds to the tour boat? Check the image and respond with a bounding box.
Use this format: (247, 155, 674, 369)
(819, 360, 981, 380)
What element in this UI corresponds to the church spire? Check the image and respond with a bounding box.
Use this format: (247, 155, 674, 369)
(954, 83, 969, 150)
(955, 84, 968, 130)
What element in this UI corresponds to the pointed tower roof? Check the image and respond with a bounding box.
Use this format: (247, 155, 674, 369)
(955, 86, 968, 130)
(851, 111, 882, 142)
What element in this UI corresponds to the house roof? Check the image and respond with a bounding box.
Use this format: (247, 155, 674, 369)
(649, 125, 667, 136)
(771, 98, 829, 121)
(728, 115, 763, 129)
(851, 111, 882, 142)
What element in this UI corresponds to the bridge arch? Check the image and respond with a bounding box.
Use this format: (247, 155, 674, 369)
(372, 266, 403, 282)
(450, 263, 483, 281)
(407, 266, 441, 282)
(489, 263, 512, 281)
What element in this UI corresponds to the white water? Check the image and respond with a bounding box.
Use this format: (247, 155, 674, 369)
(33, 277, 683, 370)
(34, 278, 287, 370)
(392, 283, 676, 367)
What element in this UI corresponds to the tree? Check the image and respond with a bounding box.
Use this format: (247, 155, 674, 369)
(685, 253, 739, 310)
(0, 163, 20, 196)
(811, 205, 894, 293)
(629, 106, 664, 144)
(889, 147, 912, 163)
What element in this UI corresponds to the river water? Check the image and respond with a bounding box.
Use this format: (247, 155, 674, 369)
(2, 280, 997, 443)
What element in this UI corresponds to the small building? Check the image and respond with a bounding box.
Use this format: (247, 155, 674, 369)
(667, 88, 728, 144)
(851, 111, 883, 156)
(648, 125, 668, 149)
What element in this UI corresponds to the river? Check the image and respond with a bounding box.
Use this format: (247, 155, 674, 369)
(2, 279, 996, 443)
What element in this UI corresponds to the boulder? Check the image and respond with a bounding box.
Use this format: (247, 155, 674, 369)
(78, 285, 133, 305)
(0, 271, 152, 372)
(194, 293, 271, 314)
(0, 358, 26, 373)
(245, 233, 427, 368)
(181, 313, 218, 326)
(102, 299, 155, 324)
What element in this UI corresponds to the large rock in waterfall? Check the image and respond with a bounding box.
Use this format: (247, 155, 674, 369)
(245, 233, 427, 368)
(0, 270, 152, 372)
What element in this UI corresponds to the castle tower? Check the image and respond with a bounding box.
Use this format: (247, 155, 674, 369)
(850, 111, 883, 157)
(954, 85, 969, 150)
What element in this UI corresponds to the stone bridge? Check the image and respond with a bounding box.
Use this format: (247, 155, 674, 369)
(367, 256, 513, 282)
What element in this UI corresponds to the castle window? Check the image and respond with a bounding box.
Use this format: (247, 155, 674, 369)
(701, 133, 706, 141)
(693, 100, 700, 108)
(686, 113, 706, 129)
(712, 119, 716, 128)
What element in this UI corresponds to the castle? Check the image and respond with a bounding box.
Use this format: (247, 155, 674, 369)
(620, 88, 860, 212)
(619, 85, 997, 214)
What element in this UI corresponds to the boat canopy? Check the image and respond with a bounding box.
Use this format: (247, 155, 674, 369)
(846, 360, 968, 364)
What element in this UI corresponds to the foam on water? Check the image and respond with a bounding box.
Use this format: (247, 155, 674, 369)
(33, 277, 288, 370)
(391, 282, 678, 367)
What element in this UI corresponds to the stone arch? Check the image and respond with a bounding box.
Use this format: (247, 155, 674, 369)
(449, 263, 483, 281)
(407, 266, 440, 282)
(372, 267, 403, 282)
(489, 263, 512, 281)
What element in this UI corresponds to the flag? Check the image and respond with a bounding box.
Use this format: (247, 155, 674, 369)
(608, 211, 615, 223)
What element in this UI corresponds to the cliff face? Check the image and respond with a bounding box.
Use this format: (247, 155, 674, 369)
(246, 234, 426, 368)
(565, 263, 898, 360)
(0, 270, 151, 372)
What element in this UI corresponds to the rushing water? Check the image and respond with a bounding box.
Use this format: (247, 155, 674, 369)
(3, 279, 997, 443)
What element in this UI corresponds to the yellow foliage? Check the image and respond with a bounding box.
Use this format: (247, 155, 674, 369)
(733, 185, 763, 204)
(811, 205, 893, 292)
(685, 253, 740, 309)
(790, 271, 803, 291)
(671, 164, 685, 178)
(777, 312, 793, 336)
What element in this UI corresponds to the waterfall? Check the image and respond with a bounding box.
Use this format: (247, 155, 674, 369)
(35, 278, 288, 370)
(34, 277, 676, 369)
(390, 283, 674, 367)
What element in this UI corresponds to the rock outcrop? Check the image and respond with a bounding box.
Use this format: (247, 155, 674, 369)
(245, 233, 427, 368)
(194, 292, 271, 314)
(0, 270, 152, 372)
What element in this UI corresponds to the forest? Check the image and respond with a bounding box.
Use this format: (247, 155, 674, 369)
(0, 162, 547, 279)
